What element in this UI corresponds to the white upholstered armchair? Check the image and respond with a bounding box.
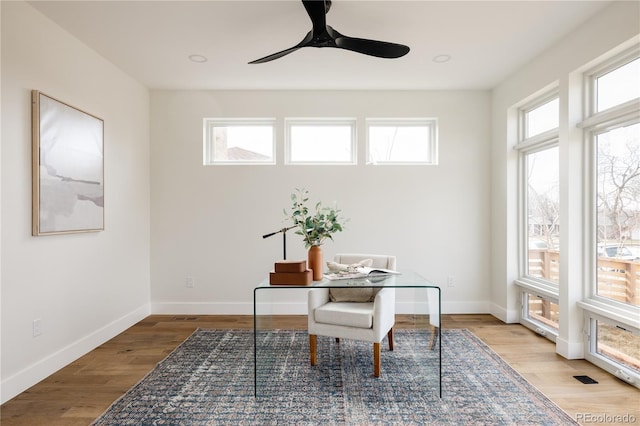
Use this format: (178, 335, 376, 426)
(308, 253, 396, 377)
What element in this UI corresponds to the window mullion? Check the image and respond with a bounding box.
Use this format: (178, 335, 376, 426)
(514, 130, 559, 152)
(578, 100, 640, 131)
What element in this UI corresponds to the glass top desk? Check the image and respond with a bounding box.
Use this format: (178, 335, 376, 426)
(253, 271, 441, 398)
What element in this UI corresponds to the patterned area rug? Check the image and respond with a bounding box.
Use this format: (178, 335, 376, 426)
(93, 329, 577, 425)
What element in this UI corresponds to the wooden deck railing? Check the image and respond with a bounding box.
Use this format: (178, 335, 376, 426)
(528, 249, 560, 284)
(596, 258, 640, 305)
(527, 249, 640, 306)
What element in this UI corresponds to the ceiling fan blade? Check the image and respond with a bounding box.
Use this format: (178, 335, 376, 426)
(335, 34, 410, 59)
(249, 32, 313, 64)
(249, 46, 304, 64)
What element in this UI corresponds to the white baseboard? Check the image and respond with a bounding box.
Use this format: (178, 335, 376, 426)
(0, 304, 150, 405)
(489, 302, 520, 323)
(442, 300, 491, 314)
(556, 335, 584, 359)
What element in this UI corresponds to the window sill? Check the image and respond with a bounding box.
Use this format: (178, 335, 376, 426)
(514, 278, 559, 301)
(578, 298, 640, 330)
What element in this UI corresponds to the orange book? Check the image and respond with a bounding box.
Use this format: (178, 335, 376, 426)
(269, 270, 312, 285)
(274, 260, 307, 273)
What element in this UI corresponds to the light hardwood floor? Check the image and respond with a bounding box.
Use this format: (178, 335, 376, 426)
(1, 314, 638, 425)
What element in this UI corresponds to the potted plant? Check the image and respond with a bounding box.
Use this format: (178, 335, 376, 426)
(285, 188, 346, 280)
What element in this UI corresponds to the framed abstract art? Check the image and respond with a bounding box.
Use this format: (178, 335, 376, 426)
(31, 90, 104, 235)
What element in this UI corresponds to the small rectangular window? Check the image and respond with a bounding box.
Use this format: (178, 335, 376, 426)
(593, 319, 640, 375)
(596, 57, 640, 112)
(285, 118, 356, 164)
(524, 97, 559, 138)
(524, 292, 559, 334)
(366, 119, 438, 165)
(203, 118, 275, 165)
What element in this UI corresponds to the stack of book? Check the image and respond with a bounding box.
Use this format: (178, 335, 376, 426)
(269, 260, 312, 285)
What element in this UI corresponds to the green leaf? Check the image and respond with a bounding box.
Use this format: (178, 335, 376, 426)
(285, 188, 347, 248)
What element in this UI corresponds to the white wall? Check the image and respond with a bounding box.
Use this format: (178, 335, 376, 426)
(150, 90, 491, 315)
(490, 0, 639, 338)
(1, 1, 151, 403)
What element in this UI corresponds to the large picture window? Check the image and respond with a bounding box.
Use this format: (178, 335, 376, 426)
(595, 122, 640, 309)
(524, 145, 560, 285)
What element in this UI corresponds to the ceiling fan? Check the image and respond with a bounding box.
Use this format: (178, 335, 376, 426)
(249, 0, 410, 64)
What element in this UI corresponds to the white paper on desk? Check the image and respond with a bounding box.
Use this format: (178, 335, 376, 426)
(324, 267, 400, 280)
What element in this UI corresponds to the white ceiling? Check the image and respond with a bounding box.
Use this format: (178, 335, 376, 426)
(28, 0, 611, 90)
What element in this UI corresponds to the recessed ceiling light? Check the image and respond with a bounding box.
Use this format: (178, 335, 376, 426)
(432, 54, 451, 63)
(188, 54, 208, 63)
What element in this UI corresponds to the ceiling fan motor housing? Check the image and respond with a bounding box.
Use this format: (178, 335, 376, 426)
(249, 0, 409, 64)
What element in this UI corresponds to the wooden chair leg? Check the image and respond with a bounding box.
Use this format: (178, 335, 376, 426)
(310, 334, 317, 366)
(373, 342, 381, 377)
(428, 326, 438, 350)
(387, 328, 394, 351)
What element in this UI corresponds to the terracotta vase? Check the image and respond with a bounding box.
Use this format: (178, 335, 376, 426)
(308, 245, 323, 281)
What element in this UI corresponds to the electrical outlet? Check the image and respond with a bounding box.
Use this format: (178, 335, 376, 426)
(186, 276, 194, 288)
(32, 319, 42, 337)
(447, 276, 455, 287)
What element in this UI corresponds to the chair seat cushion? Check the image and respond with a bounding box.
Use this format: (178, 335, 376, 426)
(329, 287, 376, 302)
(314, 302, 374, 328)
